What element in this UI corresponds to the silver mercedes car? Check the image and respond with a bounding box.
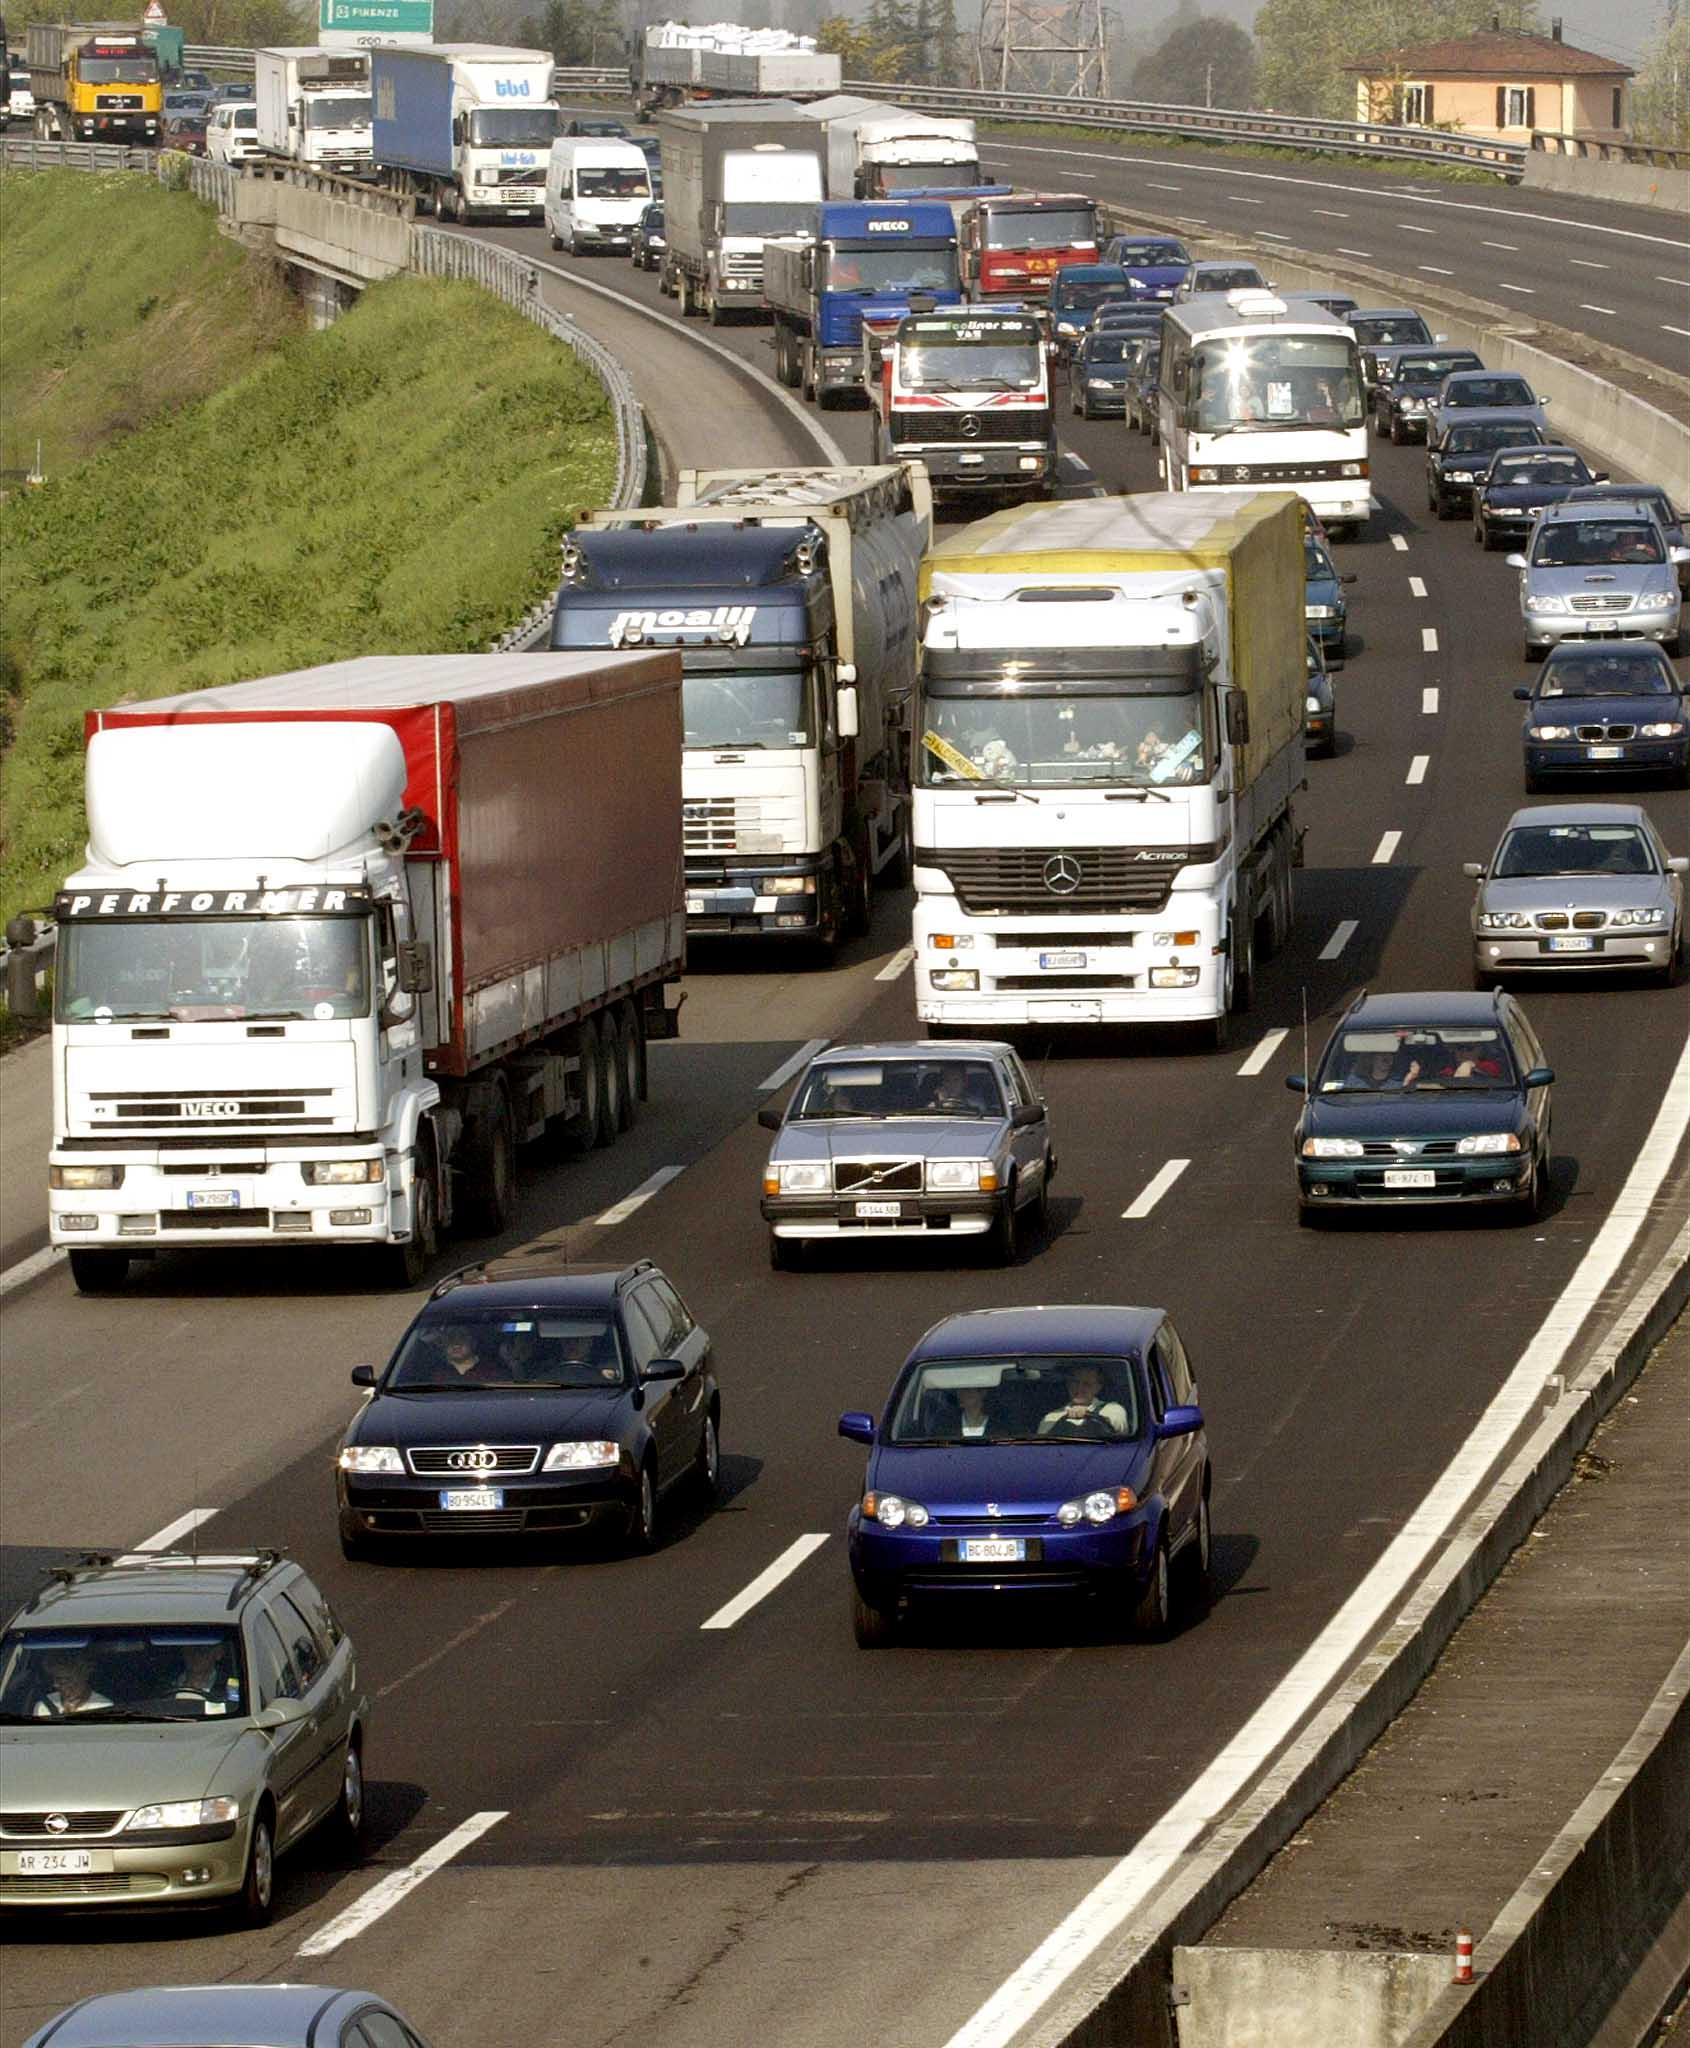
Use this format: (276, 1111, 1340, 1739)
(1465, 803, 1686, 986)
(758, 1040, 1056, 1268)
(1510, 500, 1688, 659)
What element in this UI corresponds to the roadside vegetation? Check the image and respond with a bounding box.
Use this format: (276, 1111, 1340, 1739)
(1, 175, 618, 924)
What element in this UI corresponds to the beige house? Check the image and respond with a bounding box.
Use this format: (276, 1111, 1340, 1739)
(1348, 24, 1633, 142)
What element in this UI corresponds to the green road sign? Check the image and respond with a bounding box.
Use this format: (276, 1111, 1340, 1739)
(319, 0, 435, 36)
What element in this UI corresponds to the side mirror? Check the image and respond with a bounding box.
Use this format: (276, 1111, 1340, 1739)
(643, 1359, 686, 1382)
(1512, 688, 1531, 700)
(1225, 693, 1250, 745)
(1505, 553, 1526, 569)
(1524, 1066, 1555, 1088)
(1541, 395, 1552, 405)
(757, 1104, 783, 1130)
(397, 940, 432, 994)
(1666, 856, 1689, 875)
(1284, 1073, 1307, 1093)
(838, 1411, 876, 1445)
(1011, 1102, 1045, 1128)
(836, 683, 860, 741)
(1462, 861, 1486, 877)
(350, 1364, 377, 1388)
(1157, 1404, 1204, 1438)
(1592, 472, 1609, 484)
(255, 1698, 308, 1729)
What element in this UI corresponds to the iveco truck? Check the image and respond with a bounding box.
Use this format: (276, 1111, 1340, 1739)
(913, 493, 1306, 1046)
(255, 47, 372, 177)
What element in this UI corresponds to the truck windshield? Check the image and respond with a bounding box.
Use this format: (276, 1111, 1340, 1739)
(56, 917, 373, 1023)
(875, 158, 980, 191)
(986, 208, 1092, 248)
(306, 93, 371, 129)
(1192, 334, 1364, 433)
(723, 200, 819, 236)
(82, 57, 157, 82)
(918, 691, 1209, 788)
(577, 165, 650, 197)
(901, 324, 1042, 391)
(682, 669, 810, 749)
(826, 243, 959, 293)
(469, 106, 562, 147)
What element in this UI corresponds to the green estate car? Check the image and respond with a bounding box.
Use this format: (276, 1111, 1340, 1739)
(0, 1550, 367, 1923)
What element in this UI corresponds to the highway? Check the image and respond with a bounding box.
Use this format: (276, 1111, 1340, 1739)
(3, 211, 1689, 2047)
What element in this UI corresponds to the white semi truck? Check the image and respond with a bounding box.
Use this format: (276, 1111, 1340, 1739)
(47, 653, 685, 1294)
(805, 93, 982, 200)
(912, 493, 1306, 1046)
(255, 47, 372, 177)
(371, 43, 560, 223)
(658, 99, 823, 322)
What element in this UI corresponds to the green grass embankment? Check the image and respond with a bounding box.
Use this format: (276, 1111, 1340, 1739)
(1, 177, 619, 924)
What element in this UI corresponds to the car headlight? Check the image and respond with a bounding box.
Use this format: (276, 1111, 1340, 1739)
(1306, 604, 1338, 619)
(1638, 591, 1678, 611)
(1531, 724, 1572, 740)
(1056, 320, 1079, 333)
(776, 1161, 829, 1194)
(302, 1159, 386, 1185)
(1447, 469, 1476, 483)
(927, 1159, 985, 1192)
(1301, 1136, 1364, 1158)
(1088, 378, 1114, 390)
(929, 968, 979, 991)
(543, 1440, 620, 1470)
(865, 1492, 928, 1529)
(1526, 594, 1568, 614)
(1457, 1132, 1522, 1156)
(1610, 908, 1668, 928)
(1478, 910, 1532, 930)
(50, 1164, 124, 1189)
(1400, 396, 1425, 412)
(1305, 693, 1323, 713)
(1056, 1486, 1136, 1527)
(1640, 722, 1686, 738)
(126, 1797, 240, 1831)
(338, 1445, 403, 1474)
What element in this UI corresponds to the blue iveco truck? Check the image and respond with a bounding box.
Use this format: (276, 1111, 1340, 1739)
(764, 201, 962, 408)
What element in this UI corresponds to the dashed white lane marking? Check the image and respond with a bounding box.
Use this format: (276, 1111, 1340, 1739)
(1423, 686, 1440, 713)
(1390, 534, 1409, 553)
(1422, 626, 1440, 652)
(1482, 239, 1520, 250)
(1372, 830, 1403, 864)
(135, 1508, 218, 1552)
(1656, 276, 1690, 288)
(1407, 754, 1430, 785)
(700, 1534, 831, 1630)
(1398, 222, 1435, 233)
(1409, 576, 1428, 597)
(1337, 247, 1373, 258)
(1313, 208, 1349, 218)
(758, 1038, 828, 1093)
(297, 1812, 509, 1958)
(875, 944, 914, 982)
(1569, 258, 1609, 269)
(1418, 264, 1455, 275)
(1498, 282, 1536, 294)
(1236, 1028, 1289, 1078)
(1229, 194, 1264, 204)
(1665, 325, 1690, 340)
(1318, 919, 1358, 961)
(1122, 1159, 1190, 1220)
(1148, 181, 1181, 190)
(1259, 231, 1292, 241)
(595, 1167, 685, 1228)
(0, 1245, 65, 1297)
(1580, 302, 1617, 316)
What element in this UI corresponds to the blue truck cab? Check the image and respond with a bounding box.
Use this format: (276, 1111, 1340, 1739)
(766, 200, 962, 408)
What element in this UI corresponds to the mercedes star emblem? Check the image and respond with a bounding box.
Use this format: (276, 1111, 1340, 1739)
(1043, 853, 1082, 896)
(959, 414, 982, 439)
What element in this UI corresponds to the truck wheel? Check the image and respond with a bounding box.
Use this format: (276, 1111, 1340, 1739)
(387, 1139, 439, 1290)
(801, 349, 817, 404)
(69, 1250, 129, 1294)
(882, 817, 913, 892)
(563, 1017, 604, 1151)
(708, 289, 726, 326)
(594, 1013, 623, 1147)
(615, 1000, 641, 1131)
(844, 840, 872, 939)
(461, 1089, 516, 1237)
(1230, 911, 1255, 1013)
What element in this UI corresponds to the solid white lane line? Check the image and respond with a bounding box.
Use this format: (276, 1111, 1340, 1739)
(1569, 258, 1609, 269)
(1318, 919, 1358, 961)
(1390, 534, 1409, 553)
(1407, 754, 1429, 785)
(875, 944, 914, 982)
(1498, 282, 1536, 294)
(0, 1244, 65, 1298)
(1409, 576, 1428, 597)
(1122, 1159, 1189, 1220)
(1423, 686, 1440, 713)
(1373, 830, 1403, 864)
(594, 1167, 684, 1228)
(1482, 239, 1520, 250)
(1422, 627, 1440, 653)
(296, 1812, 508, 1959)
(134, 1508, 218, 1553)
(700, 1534, 831, 1630)
(758, 1038, 828, 1094)
(1236, 1028, 1289, 1078)
(1418, 264, 1455, 275)
(1337, 247, 1373, 258)
(944, 1027, 1690, 2048)
(1579, 302, 1617, 316)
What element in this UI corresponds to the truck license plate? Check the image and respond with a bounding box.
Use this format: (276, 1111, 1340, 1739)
(439, 1489, 503, 1511)
(962, 1537, 1024, 1562)
(187, 1189, 239, 1210)
(1546, 935, 1595, 951)
(1039, 951, 1087, 969)
(1384, 1169, 1437, 1189)
(854, 1200, 903, 1218)
(9, 1849, 97, 1876)
(1586, 744, 1621, 759)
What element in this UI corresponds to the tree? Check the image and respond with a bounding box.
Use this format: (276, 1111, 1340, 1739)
(1131, 15, 1257, 106)
(932, 0, 961, 83)
(1631, 1, 1689, 144)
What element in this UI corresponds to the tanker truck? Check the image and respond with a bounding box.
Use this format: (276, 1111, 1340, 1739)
(550, 465, 933, 954)
(47, 653, 686, 1294)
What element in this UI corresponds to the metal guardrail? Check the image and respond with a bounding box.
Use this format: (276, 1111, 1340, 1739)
(1530, 127, 1690, 168)
(1, 136, 156, 170)
(553, 65, 632, 92)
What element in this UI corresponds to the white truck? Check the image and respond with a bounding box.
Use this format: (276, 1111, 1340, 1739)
(805, 93, 982, 201)
(658, 99, 823, 323)
(637, 21, 837, 113)
(47, 653, 686, 1294)
(697, 45, 841, 98)
(255, 47, 372, 177)
(370, 43, 561, 224)
(913, 492, 1306, 1047)
(550, 465, 933, 953)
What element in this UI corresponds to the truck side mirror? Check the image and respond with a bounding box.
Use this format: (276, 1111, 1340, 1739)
(397, 940, 432, 994)
(1225, 693, 1250, 745)
(836, 683, 860, 741)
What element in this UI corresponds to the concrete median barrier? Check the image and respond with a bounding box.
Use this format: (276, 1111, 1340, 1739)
(1522, 151, 1690, 216)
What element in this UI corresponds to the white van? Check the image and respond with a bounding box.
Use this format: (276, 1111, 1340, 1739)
(207, 101, 263, 164)
(544, 136, 652, 255)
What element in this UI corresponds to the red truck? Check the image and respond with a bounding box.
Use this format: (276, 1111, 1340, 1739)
(960, 191, 1100, 300)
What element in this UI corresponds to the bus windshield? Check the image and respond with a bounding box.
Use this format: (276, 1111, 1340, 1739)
(1191, 332, 1363, 433)
(919, 690, 1209, 788)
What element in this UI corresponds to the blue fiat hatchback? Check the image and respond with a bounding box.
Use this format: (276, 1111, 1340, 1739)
(839, 1306, 1211, 1646)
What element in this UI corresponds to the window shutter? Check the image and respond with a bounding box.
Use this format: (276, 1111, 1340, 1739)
(1495, 84, 1506, 126)
(1612, 86, 1621, 127)
(1525, 85, 1536, 128)
(1424, 83, 1434, 123)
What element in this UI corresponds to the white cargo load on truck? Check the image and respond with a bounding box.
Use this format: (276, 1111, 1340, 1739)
(255, 46, 371, 174)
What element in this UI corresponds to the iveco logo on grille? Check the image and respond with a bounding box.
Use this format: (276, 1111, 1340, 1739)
(182, 1100, 242, 1119)
(1043, 854, 1082, 896)
(446, 1449, 499, 1471)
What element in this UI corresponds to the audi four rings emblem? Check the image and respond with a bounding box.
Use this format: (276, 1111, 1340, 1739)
(446, 1449, 499, 1471)
(1043, 853, 1082, 896)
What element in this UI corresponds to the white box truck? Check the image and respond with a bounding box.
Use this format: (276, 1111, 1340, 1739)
(805, 93, 982, 200)
(371, 43, 560, 223)
(658, 99, 823, 322)
(255, 47, 372, 177)
(912, 493, 1307, 1047)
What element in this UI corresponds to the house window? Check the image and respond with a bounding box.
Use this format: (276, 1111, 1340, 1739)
(1400, 82, 1433, 124)
(1495, 84, 1537, 128)
(1612, 86, 1622, 127)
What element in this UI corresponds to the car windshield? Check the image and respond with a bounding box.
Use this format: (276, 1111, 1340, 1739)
(900, 320, 1043, 391)
(1445, 424, 1540, 454)
(1489, 454, 1586, 484)
(985, 207, 1093, 248)
(306, 94, 371, 129)
(1304, 537, 1338, 578)
(1319, 1027, 1518, 1091)
(1191, 332, 1364, 433)
(1494, 823, 1656, 876)
(887, 1355, 1141, 1444)
(0, 1625, 248, 1723)
(1353, 314, 1431, 347)
(468, 106, 562, 146)
(1538, 650, 1676, 696)
(1052, 276, 1131, 311)
(1113, 239, 1187, 267)
(1532, 520, 1665, 567)
(919, 687, 1208, 787)
(1189, 264, 1263, 291)
(1445, 376, 1533, 408)
(55, 915, 372, 1022)
(1393, 352, 1480, 386)
(824, 243, 960, 293)
(577, 165, 650, 197)
(682, 668, 809, 749)
(1085, 336, 1144, 366)
(387, 1311, 627, 1390)
(791, 1058, 1004, 1120)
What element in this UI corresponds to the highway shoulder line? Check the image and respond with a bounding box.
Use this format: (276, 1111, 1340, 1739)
(0, 1244, 64, 1298)
(296, 1810, 509, 1959)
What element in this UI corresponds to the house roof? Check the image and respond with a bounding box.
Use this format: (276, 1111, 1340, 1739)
(1346, 29, 1632, 78)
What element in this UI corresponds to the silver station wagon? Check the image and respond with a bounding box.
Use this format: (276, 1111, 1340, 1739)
(759, 1040, 1057, 1268)
(1511, 501, 1688, 659)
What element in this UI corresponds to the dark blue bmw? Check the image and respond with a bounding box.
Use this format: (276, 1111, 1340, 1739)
(839, 1306, 1211, 1647)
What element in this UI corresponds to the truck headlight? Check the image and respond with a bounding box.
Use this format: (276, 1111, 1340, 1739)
(338, 1445, 403, 1474)
(477, 167, 502, 185)
(1149, 966, 1200, 987)
(302, 1159, 386, 1185)
(926, 1160, 984, 1192)
(927, 933, 974, 949)
(929, 969, 979, 990)
(50, 1164, 124, 1190)
(768, 876, 815, 894)
(1338, 462, 1366, 478)
(1302, 1137, 1363, 1158)
(543, 1440, 620, 1470)
(1456, 1132, 1521, 1155)
(126, 1798, 239, 1831)
(777, 1161, 829, 1194)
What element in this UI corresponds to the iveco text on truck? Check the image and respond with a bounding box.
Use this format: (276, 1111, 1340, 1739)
(372, 44, 560, 223)
(658, 99, 823, 322)
(48, 654, 685, 1294)
(869, 304, 1056, 506)
(913, 493, 1306, 1045)
(551, 465, 931, 952)
(256, 47, 371, 177)
(27, 23, 160, 143)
